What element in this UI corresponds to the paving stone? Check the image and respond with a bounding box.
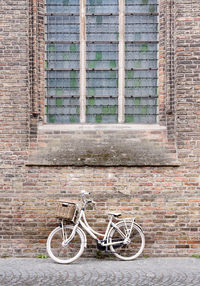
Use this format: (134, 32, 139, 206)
(0, 258, 200, 286)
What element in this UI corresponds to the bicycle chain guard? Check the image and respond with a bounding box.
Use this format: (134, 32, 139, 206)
(96, 239, 124, 251)
(96, 240, 107, 251)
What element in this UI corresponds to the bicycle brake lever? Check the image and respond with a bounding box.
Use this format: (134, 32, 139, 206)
(81, 190, 90, 196)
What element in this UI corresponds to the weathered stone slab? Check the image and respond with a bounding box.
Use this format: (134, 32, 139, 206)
(28, 124, 179, 166)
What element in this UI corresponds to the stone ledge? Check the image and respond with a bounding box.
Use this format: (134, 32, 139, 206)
(27, 124, 179, 167)
(37, 123, 167, 132)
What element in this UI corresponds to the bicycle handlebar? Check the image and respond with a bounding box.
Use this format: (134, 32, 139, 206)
(81, 190, 90, 196)
(80, 191, 96, 205)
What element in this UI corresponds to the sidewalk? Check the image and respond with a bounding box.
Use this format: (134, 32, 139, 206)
(0, 257, 200, 286)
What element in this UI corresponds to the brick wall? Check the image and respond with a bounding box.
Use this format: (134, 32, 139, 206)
(0, 0, 200, 258)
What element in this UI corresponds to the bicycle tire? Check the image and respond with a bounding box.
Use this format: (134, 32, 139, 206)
(109, 220, 145, 261)
(46, 225, 85, 264)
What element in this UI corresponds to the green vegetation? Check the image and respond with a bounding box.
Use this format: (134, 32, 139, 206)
(37, 254, 48, 259)
(96, 250, 104, 259)
(192, 254, 200, 259)
(143, 254, 149, 258)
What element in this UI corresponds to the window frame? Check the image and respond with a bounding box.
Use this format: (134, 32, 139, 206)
(44, 0, 159, 124)
(29, 0, 175, 129)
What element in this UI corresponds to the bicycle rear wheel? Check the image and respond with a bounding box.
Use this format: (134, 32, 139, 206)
(46, 225, 85, 264)
(109, 220, 145, 261)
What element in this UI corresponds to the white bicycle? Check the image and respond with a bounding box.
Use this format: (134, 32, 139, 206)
(47, 191, 145, 264)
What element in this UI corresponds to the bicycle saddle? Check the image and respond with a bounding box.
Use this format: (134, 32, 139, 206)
(108, 212, 121, 217)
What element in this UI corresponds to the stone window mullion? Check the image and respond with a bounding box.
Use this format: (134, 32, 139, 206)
(80, 0, 86, 123)
(118, 0, 125, 123)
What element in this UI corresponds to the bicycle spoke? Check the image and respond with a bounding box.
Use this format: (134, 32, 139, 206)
(109, 221, 145, 260)
(47, 225, 85, 264)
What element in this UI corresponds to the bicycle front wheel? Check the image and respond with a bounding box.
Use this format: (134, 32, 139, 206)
(46, 225, 85, 264)
(109, 220, 145, 261)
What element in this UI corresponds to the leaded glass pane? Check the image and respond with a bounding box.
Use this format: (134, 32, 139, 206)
(86, 0, 118, 123)
(125, 0, 158, 124)
(45, 1, 80, 123)
(45, 0, 158, 124)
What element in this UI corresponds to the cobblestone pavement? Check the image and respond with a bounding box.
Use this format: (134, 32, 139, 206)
(0, 257, 200, 286)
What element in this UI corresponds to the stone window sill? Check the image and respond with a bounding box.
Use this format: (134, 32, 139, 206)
(27, 123, 179, 167)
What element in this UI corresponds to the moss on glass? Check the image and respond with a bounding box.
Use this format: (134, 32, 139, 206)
(70, 79, 77, 88)
(88, 97, 95, 105)
(110, 60, 116, 68)
(70, 43, 76, 52)
(96, 51, 102, 61)
(127, 70, 134, 79)
(140, 44, 148, 53)
(63, 0, 69, 6)
(49, 44, 55, 53)
(149, 5, 156, 13)
(134, 79, 141, 88)
(88, 61, 96, 69)
(70, 71, 76, 79)
(56, 98, 63, 107)
(56, 88, 62, 96)
(125, 115, 134, 123)
(96, 15, 102, 24)
(63, 53, 68, 60)
(96, 114, 102, 123)
(141, 106, 148, 115)
(69, 115, 76, 123)
(48, 115, 55, 123)
(45, 60, 48, 69)
(134, 97, 141, 105)
(88, 88, 95, 96)
(109, 71, 117, 78)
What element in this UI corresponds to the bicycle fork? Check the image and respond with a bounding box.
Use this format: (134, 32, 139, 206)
(120, 217, 135, 245)
(61, 221, 79, 247)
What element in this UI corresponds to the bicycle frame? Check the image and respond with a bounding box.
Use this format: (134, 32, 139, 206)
(62, 208, 135, 248)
